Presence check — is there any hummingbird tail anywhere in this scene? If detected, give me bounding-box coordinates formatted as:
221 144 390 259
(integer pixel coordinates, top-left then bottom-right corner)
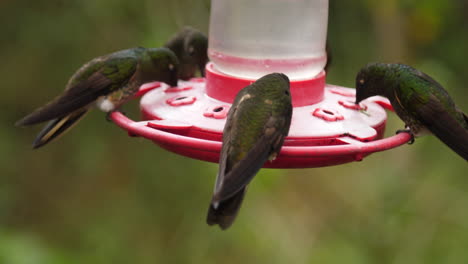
32 109 88 149
206 188 246 230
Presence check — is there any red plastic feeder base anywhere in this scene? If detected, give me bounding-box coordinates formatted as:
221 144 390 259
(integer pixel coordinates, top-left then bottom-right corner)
110 63 411 168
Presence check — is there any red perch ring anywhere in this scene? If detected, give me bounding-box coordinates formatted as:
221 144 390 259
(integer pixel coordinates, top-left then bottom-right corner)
109 64 411 168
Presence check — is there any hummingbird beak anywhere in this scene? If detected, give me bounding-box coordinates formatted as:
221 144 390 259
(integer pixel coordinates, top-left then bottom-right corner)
199 62 206 77
355 88 367 104
355 94 362 104
169 77 178 87
355 82 365 104
168 66 179 87
354 74 370 104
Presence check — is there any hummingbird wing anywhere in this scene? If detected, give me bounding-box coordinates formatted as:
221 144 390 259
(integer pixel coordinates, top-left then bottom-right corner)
207 115 288 229
207 101 289 229
413 94 468 161
213 115 289 203
206 106 245 229
16 57 138 126
409 68 468 160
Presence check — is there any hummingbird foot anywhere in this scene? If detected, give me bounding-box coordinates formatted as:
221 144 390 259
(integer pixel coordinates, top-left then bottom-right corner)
396 128 415 144
106 112 113 122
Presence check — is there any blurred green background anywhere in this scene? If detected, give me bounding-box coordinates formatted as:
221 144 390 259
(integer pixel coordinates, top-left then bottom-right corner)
1 0 467 263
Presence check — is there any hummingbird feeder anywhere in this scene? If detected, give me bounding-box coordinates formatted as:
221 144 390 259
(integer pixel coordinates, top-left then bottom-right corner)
110 0 411 168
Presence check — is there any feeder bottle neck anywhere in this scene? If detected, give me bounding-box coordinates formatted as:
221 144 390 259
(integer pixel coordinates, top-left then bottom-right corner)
208 0 329 80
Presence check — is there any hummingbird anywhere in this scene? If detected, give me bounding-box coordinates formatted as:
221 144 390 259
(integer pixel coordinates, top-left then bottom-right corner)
165 26 208 80
355 63 468 161
207 73 293 230
16 47 179 149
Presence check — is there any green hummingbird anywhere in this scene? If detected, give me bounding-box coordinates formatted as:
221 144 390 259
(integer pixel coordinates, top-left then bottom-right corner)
207 73 293 230
165 26 208 80
355 63 468 161
16 47 179 149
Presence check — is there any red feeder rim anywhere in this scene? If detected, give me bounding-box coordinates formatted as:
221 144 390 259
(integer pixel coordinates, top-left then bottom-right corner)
110 111 411 168
109 68 411 168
